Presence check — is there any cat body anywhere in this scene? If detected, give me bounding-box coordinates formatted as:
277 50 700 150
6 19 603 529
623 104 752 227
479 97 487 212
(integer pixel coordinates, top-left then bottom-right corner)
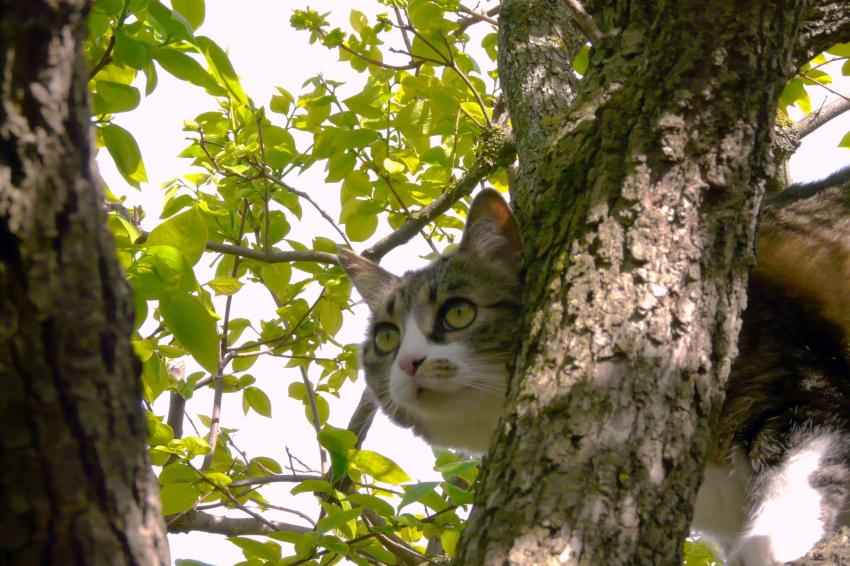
340 167 850 566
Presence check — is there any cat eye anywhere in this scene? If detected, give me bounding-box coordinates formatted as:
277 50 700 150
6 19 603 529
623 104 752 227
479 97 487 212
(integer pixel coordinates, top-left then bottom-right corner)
440 299 477 330
373 323 400 355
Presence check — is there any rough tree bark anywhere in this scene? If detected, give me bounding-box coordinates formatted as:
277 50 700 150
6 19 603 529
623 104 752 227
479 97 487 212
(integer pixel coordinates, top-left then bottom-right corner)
0 1 169 564
458 2 850 565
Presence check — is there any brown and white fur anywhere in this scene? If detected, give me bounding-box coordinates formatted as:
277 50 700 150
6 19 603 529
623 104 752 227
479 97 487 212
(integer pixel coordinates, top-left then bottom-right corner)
340 169 850 566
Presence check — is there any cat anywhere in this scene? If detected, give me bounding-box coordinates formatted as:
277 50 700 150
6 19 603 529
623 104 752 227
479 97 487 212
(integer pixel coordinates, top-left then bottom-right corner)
339 166 850 566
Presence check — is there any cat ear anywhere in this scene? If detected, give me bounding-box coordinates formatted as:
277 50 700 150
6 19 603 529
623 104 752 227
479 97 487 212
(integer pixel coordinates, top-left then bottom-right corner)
459 189 523 271
338 248 399 311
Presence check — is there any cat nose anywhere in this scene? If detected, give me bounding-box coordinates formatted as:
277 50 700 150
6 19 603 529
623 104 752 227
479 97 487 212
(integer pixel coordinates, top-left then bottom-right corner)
399 355 426 377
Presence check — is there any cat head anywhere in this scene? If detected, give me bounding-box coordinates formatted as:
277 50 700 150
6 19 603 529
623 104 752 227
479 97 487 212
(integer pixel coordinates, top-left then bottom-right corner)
339 189 523 453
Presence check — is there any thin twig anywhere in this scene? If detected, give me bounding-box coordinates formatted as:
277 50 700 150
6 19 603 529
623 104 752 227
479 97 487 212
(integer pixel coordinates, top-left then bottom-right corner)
254 501 317 527
259 171 353 249
317 27 420 71
166 363 186 440
202 199 249 470
801 71 850 103
362 511 425 565
88 28 118 79
257 116 271 253
458 5 498 26
457 4 500 32
393 6 414 54
188 462 282 531
300 366 328 473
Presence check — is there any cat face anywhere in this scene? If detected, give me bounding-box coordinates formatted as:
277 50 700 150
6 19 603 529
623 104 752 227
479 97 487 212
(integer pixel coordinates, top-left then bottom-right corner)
339 190 523 453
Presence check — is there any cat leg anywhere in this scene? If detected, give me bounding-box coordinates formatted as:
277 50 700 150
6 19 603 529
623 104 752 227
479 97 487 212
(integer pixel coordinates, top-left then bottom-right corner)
726 432 849 566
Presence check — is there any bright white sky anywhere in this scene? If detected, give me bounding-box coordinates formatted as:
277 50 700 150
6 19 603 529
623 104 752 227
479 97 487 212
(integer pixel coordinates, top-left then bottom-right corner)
97 2 850 564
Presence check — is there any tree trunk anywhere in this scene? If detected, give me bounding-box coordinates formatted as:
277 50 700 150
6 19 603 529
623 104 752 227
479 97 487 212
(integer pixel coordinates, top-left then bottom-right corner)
459 2 850 565
0 1 169 564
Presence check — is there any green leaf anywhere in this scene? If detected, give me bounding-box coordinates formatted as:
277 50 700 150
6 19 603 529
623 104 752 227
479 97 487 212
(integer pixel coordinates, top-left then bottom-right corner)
319 425 356 483
113 30 154 69
440 529 460 558
100 123 147 188
318 535 349 556
259 263 291 300
288 381 307 401
147 206 208 266
290 479 332 495
572 43 591 75
196 36 248 103
304 394 329 426
207 275 243 296
459 101 486 126
146 411 174 446
318 425 357 453
346 493 395 518
398 482 439 510
227 537 281 561
829 42 850 57
232 353 257 372
316 506 363 535
435 458 479 483
159 462 196 484
684 538 722 566
778 77 810 114
349 9 368 34
360 541 398 565
270 86 294 114
92 81 141 115
382 157 405 174
153 48 227 96
172 0 205 30
141 349 167 402
128 245 186 300
443 481 474 505
244 386 272 417
839 130 850 149
801 68 832 86
481 32 498 61
340 199 381 242
159 292 219 373
318 300 343 335
249 456 282 474
159 483 201 515
147 0 195 42
352 450 411 484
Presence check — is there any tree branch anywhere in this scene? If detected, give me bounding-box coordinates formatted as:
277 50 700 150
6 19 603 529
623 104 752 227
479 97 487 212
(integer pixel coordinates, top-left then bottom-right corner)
797 2 850 66
204 241 338 265
458 5 499 27
794 95 850 139
457 5 500 33
562 0 604 43
167 510 310 536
